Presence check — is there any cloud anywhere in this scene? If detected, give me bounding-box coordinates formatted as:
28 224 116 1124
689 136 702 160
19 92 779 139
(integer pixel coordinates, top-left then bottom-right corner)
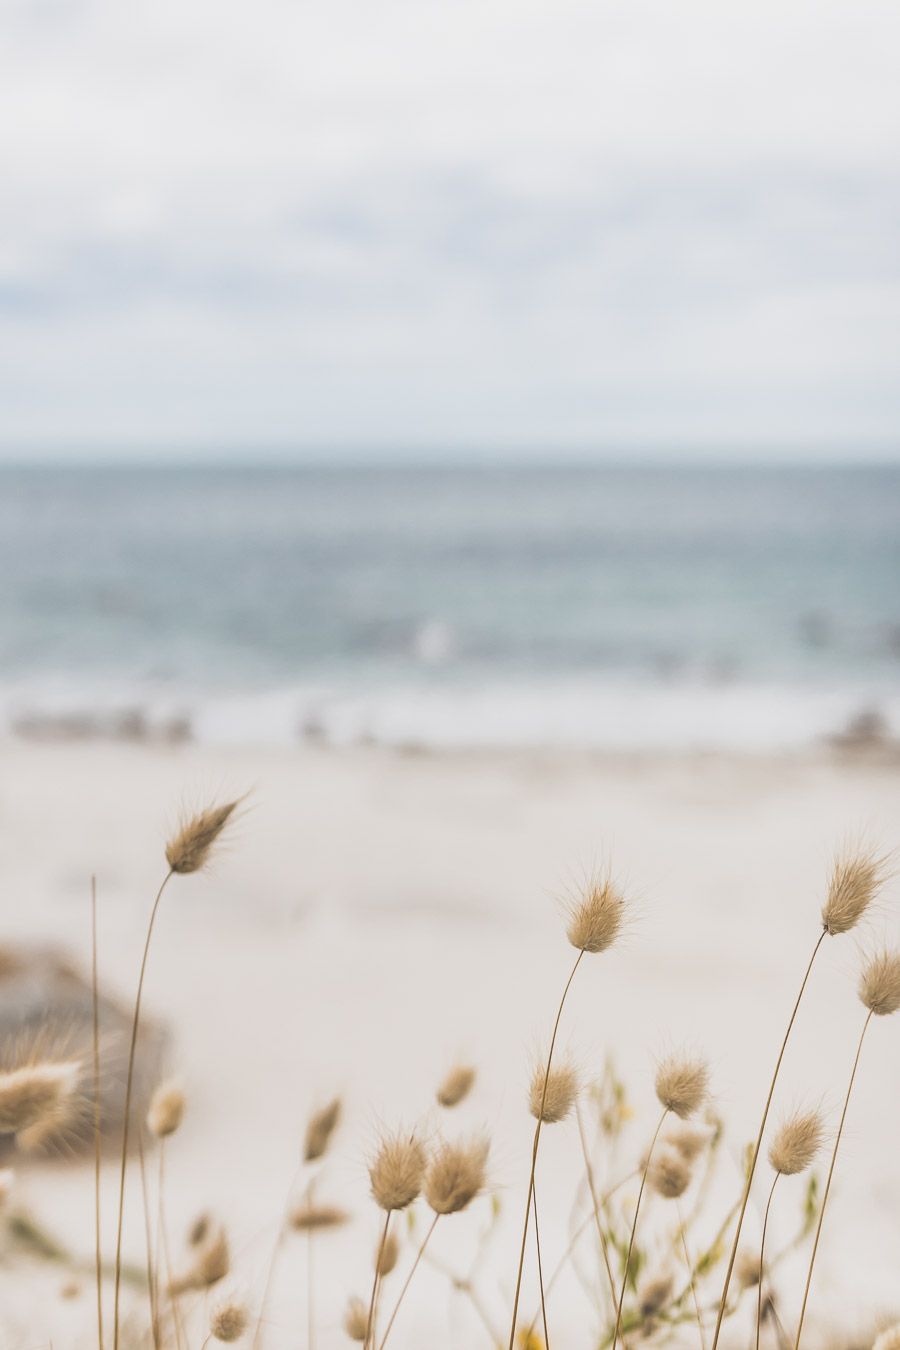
1 0 899 455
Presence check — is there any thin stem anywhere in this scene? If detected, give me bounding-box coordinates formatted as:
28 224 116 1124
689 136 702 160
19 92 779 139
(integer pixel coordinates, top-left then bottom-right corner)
378 1213 439 1350
575 1100 620 1315
531 1180 549 1350
91 876 104 1350
507 948 584 1350
158 1142 185 1350
676 1200 705 1350
365 1211 392 1350
710 930 826 1350
756 1174 779 1350
307 1227 315 1350
250 1161 305 1350
137 1129 160 1350
611 1109 668 1349
794 1011 872 1350
525 1168 638 1344
112 869 173 1350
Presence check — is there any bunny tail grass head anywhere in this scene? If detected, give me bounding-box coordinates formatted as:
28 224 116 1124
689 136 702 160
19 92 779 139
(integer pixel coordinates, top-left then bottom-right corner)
664 1120 713 1163
638 1271 675 1317
343 1296 369 1342
289 1202 350 1231
375 1229 399 1275
165 798 243 875
369 1130 427 1211
169 1220 230 1294
304 1097 342 1161
529 1060 579 1123
873 1327 900 1350
436 1064 476 1108
210 1296 249 1343
654 1052 709 1119
424 1136 489 1215
565 870 627 954
768 1108 825 1176
859 948 900 1016
0 1059 82 1136
735 1249 762 1289
647 1147 693 1199
822 847 891 936
147 1080 185 1138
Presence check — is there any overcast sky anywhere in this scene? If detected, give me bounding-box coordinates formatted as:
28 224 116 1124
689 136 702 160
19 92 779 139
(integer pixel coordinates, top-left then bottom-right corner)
2 0 899 461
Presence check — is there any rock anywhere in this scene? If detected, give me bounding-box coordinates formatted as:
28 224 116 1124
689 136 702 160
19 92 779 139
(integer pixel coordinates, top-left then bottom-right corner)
0 943 169 1158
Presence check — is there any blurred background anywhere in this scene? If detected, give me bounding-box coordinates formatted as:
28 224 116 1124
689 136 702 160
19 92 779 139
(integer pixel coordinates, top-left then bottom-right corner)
1 0 899 758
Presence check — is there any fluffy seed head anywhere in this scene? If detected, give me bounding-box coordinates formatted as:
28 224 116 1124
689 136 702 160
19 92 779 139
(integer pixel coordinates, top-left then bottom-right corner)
859 948 900 1016
210 1298 248 1343
436 1064 476 1108
647 1148 693 1199
873 1326 900 1350
304 1097 341 1161
289 1202 349 1231
147 1081 185 1138
169 1222 230 1294
654 1053 709 1119
735 1249 762 1288
822 849 890 935
529 1061 579 1123
0 1168 14 1205
638 1271 674 1316
424 1136 489 1215
768 1109 825 1176
0 1061 81 1136
664 1121 712 1164
165 799 241 874
369 1131 427 1211
566 873 627 954
375 1230 399 1275
343 1296 369 1342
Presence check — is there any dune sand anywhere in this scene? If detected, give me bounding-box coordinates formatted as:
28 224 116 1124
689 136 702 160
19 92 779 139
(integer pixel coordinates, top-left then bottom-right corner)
2 739 899 1347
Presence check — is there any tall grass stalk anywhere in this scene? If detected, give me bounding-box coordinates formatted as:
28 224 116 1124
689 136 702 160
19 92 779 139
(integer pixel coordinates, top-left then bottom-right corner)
112 868 173 1350
91 875 104 1350
507 948 584 1348
709 929 826 1348
793 1012 871 1349
611 1109 668 1349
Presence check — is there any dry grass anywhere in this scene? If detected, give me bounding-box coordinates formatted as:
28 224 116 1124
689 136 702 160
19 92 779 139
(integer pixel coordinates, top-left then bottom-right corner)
1 808 898 1350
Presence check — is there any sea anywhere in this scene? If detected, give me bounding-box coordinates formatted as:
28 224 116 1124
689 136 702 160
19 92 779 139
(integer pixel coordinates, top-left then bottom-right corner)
0 461 898 752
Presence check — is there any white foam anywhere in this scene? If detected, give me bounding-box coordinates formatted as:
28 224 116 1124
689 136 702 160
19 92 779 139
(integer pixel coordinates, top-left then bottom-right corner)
2 673 896 753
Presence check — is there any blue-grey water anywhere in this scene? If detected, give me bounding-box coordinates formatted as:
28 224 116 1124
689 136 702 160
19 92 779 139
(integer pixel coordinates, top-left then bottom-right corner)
0 462 898 748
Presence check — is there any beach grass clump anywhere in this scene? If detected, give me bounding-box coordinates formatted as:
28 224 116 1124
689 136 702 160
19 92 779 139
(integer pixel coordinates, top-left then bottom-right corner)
16 810 899 1349
436 1064 476 1108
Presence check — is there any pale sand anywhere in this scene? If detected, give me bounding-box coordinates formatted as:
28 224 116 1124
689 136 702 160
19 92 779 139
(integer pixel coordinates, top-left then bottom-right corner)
2 740 900 1347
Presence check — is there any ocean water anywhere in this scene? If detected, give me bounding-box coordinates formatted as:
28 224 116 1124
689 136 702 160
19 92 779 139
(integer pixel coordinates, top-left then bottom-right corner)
1 462 898 750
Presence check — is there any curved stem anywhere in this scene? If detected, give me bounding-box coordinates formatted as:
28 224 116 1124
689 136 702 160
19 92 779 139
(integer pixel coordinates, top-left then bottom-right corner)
378 1213 439 1350
756 1174 779 1350
507 948 584 1350
525 1168 637 1344
532 1179 549 1350
710 929 826 1350
575 1100 620 1316
112 870 173 1350
676 1199 705 1350
91 876 105 1350
611 1109 668 1349
365 1211 392 1349
794 1011 871 1350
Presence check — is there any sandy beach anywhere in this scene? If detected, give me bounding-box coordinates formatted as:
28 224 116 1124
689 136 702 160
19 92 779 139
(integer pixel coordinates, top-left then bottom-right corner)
1 739 899 1347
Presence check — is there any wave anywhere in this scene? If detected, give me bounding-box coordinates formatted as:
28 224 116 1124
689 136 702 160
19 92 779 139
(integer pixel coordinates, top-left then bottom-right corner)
2 674 899 753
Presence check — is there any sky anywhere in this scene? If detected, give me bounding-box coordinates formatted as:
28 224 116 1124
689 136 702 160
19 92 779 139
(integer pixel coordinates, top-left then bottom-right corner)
1 0 899 462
